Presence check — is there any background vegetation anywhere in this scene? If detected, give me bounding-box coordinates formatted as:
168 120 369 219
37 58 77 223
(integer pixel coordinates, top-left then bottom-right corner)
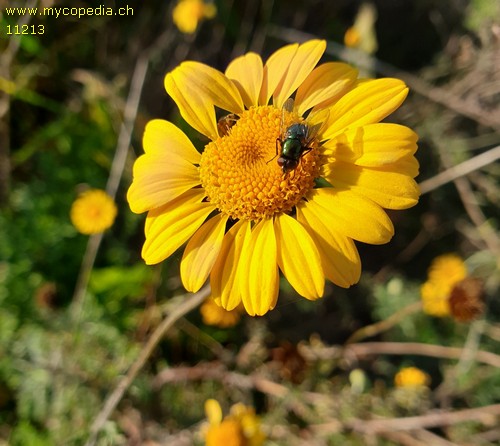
1 0 499 444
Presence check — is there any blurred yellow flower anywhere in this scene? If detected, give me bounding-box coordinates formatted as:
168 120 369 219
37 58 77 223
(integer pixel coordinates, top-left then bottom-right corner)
127 39 420 316
420 254 467 317
200 298 243 328
172 0 216 34
394 367 430 388
70 189 117 235
344 2 378 54
344 27 361 48
427 253 467 284
204 399 265 446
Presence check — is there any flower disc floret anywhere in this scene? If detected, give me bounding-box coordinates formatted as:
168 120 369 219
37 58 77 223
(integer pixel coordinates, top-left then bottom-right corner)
199 106 320 221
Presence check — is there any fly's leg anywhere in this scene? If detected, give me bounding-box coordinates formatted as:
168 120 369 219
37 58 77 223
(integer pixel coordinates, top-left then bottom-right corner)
267 138 281 164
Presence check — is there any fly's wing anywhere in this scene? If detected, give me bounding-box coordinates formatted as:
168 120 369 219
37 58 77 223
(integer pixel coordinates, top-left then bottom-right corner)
305 108 330 144
281 97 295 138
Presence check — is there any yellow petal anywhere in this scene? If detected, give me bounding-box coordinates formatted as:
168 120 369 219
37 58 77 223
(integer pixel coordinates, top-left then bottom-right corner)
205 399 223 425
395 154 420 178
210 220 251 311
325 161 420 210
181 213 229 292
127 153 200 214
323 123 418 167
142 191 215 265
225 52 263 108
178 61 245 113
308 188 394 244
239 218 279 316
273 40 327 109
297 201 361 288
295 62 358 116
274 214 324 300
144 187 205 233
143 119 201 165
165 70 219 141
323 78 408 140
258 42 298 106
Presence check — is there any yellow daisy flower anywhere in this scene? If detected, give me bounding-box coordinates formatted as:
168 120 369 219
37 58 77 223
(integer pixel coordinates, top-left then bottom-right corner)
426 253 467 285
420 280 452 317
172 0 216 34
420 254 468 317
344 2 378 54
394 366 430 388
203 399 265 446
127 40 420 316
344 27 361 48
201 297 243 328
70 189 117 235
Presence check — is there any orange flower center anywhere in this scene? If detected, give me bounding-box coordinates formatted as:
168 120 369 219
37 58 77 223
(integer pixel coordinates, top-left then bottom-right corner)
205 420 246 446
199 105 320 222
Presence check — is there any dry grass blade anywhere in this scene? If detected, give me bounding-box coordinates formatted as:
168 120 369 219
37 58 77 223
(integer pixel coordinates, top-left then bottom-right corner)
418 145 500 195
69 55 149 321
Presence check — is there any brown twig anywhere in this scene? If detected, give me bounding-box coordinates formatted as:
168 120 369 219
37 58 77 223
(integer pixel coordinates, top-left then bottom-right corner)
345 301 422 344
378 431 428 446
346 342 500 369
299 341 500 369
84 286 210 446
153 362 289 398
105 53 149 201
268 27 500 130
469 427 500 443
411 429 459 446
434 320 487 404
484 323 500 342
70 53 149 319
154 362 500 442
176 318 230 360
418 145 500 196
345 404 500 434
438 142 500 255
453 172 500 255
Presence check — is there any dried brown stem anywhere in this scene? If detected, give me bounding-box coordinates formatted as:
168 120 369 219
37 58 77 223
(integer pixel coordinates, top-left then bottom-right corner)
345 404 500 434
418 145 500 196
432 141 500 254
153 362 500 441
299 341 500 369
153 362 289 398
84 286 210 446
346 342 500 368
345 301 422 344
378 431 428 446
70 54 149 318
270 27 500 130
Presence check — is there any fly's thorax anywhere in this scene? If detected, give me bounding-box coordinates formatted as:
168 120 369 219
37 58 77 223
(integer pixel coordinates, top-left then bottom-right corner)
281 138 304 159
